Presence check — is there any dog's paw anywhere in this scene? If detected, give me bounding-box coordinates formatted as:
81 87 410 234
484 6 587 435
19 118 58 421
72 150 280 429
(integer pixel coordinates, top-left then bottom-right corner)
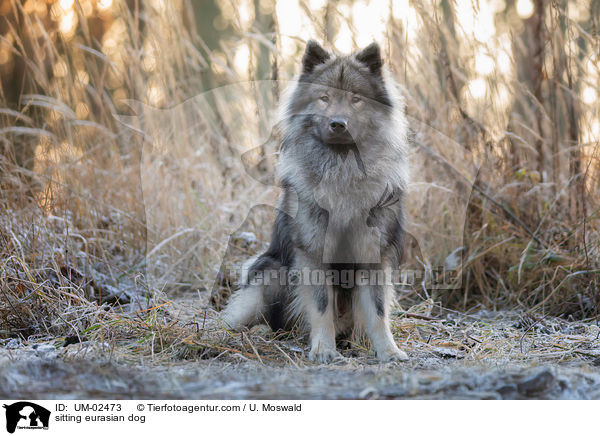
377 346 409 363
309 346 341 364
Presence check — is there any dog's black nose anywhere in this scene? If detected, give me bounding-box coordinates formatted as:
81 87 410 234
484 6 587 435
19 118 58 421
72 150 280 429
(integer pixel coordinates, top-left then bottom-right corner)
329 118 348 133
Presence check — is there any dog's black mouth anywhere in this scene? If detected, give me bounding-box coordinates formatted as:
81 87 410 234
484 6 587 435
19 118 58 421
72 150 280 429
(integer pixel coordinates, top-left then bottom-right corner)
324 133 356 146
325 142 357 154
320 141 367 175
311 132 356 149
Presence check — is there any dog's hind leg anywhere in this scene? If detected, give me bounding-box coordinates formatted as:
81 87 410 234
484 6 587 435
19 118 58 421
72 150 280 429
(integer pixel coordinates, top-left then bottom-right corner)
220 284 265 330
220 255 268 330
220 253 287 330
353 282 408 362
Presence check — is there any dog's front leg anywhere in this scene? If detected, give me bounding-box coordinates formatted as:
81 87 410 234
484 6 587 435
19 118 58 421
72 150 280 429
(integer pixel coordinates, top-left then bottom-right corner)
308 284 338 363
295 280 338 363
354 283 408 362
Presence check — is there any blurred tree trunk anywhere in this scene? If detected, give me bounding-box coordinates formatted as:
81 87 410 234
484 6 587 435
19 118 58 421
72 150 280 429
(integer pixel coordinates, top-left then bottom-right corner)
324 1 336 44
560 3 583 222
0 3 43 173
507 0 546 176
548 4 563 194
188 0 225 91
183 0 235 177
548 2 579 217
432 0 460 102
251 0 280 174
547 2 586 223
253 0 277 87
435 0 484 153
530 0 545 174
253 0 278 136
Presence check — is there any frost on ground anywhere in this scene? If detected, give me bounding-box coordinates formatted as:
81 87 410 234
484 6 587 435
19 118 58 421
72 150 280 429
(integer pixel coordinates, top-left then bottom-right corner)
1 302 599 400
1 347 600 400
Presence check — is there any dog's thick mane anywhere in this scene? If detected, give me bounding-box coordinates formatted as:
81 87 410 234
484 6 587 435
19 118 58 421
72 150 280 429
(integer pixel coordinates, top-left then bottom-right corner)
276 64 410 211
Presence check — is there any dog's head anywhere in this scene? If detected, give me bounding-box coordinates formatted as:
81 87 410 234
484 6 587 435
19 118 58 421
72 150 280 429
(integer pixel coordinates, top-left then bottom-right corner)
283 40 396 150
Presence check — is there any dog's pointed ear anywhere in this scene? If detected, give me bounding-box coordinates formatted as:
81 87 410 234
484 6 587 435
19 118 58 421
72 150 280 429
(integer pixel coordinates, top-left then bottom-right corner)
355 42 383 75
302 40 330 74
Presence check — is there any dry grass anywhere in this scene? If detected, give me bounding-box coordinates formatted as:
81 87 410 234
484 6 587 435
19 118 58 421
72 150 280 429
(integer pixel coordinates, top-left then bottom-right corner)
0 0 599 364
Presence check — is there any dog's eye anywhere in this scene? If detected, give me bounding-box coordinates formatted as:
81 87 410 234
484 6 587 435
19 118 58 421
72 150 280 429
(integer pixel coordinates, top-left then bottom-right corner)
319 95 329 103
351 96 362 104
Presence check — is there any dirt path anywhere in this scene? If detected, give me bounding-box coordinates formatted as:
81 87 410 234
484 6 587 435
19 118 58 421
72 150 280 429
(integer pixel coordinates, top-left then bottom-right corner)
2 307 600 399
1 348 599 399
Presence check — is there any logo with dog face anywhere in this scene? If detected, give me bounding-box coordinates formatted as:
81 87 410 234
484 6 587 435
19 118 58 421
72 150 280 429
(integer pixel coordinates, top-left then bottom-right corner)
116 83 479 294
115 41 481 295
3 402 50 433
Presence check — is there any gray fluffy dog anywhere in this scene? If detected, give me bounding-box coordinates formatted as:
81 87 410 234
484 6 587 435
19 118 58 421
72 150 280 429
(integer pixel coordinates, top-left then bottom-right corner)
221 40 410 363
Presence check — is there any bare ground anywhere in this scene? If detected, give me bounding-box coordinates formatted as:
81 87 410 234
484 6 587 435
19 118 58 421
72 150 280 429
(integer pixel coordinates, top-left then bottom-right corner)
2 348 600 399
2 300 599 400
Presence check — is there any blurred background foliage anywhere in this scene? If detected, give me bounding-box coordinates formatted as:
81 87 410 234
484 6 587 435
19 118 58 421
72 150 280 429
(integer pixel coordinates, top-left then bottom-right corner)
0 0 598 322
